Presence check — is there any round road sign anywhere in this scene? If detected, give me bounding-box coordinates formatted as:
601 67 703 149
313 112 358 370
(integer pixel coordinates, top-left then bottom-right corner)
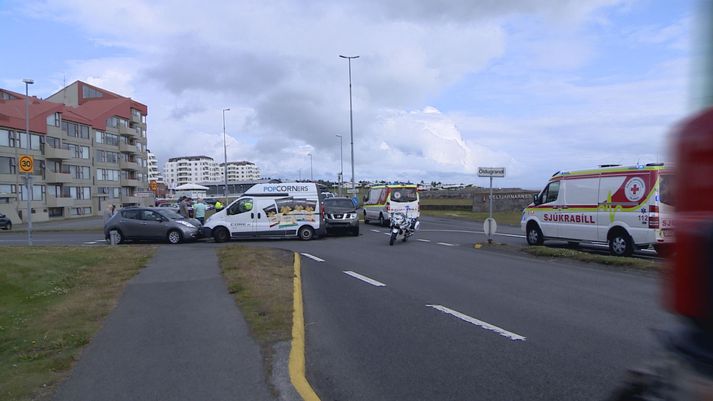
483 217 497 236
19 155 33 173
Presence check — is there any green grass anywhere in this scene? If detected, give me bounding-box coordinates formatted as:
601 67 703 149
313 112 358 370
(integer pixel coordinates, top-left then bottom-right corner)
419 198 472 206
420 210 523 225
217 246 294 348
0 246 155 401
522 246 659 269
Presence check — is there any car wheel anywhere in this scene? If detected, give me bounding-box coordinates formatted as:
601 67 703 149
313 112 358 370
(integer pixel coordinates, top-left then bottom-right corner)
389 231 397 246
526 224 544 246
352 227 359 236
213 227 230 243
298 226 315 241
3 222 10 230
363 211 369 224
609 231 634 257
379 214 385 227
107 229 123 244
167 229 183 244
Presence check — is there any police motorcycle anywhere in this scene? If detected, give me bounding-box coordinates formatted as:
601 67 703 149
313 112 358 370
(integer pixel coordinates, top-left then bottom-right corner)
388 206 419 246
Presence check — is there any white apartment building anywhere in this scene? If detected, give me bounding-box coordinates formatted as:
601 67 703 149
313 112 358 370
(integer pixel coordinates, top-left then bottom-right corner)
219 161 261 181
147 150 164 184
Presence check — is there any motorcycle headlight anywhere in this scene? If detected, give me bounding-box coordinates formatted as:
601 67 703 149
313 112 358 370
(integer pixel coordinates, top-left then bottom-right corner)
393 213 405 224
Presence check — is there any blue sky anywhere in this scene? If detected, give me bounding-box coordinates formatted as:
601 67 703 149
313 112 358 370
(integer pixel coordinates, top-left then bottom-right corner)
0 0 699 188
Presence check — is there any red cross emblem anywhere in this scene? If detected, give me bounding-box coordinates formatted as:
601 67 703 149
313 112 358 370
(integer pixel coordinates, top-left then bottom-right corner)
631 184 640 195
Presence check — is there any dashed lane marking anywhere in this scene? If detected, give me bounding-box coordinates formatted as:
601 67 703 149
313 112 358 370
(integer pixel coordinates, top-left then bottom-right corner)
301 253 325 262
343 271 387 287
427 304 526 341
437 242 456 247
416 239 431 243
370 229 381 233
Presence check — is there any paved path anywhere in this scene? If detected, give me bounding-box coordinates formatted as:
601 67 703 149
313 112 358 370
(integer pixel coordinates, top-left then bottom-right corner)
53 246 274 401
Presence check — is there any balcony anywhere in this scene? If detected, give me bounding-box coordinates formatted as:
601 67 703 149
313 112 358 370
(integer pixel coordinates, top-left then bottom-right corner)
47 125 63 137
119 142 137 153
118 125 138 138
120 178 140 187
44 147 73 160
119 160 139 170
46 196 74 208
130 113 142 124
45 171 72 183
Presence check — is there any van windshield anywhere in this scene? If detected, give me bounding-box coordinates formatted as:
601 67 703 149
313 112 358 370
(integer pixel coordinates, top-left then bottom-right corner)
390 188 418 203
660 174 674 206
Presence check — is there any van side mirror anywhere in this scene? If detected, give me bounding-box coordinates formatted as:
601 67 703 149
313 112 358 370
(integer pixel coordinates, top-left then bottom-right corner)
533 194 540 205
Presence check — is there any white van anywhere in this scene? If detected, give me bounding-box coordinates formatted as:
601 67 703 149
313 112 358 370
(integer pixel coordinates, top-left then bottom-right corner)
521 164 673 256
363 184 420 226
203 182 324 242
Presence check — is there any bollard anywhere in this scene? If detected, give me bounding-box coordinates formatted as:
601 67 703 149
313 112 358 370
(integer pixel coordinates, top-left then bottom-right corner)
110 230 119 246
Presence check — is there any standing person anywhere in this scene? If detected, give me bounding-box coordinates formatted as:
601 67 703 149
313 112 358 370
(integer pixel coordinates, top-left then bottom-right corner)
103 204 114 224
193 198 207 225
214 199 223 212
178 196 189 218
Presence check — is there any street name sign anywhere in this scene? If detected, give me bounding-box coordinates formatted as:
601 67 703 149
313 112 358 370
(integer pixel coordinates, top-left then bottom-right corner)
477 167 506 177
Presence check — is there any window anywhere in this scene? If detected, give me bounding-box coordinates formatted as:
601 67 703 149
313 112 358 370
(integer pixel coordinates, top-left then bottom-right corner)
0 156 15 174
544 181 560 204
62 121 90 139
141 210 163 222
389 188 417 203
32 185 45 201
46 136 61 149
229 198 253 215
46 112 61 127
0 184 15 195
62 186 91 200
0 129 11 147
82 86 103 98
66 144 90 159
69 207 92 216
0 91 17 100
121 209 141 220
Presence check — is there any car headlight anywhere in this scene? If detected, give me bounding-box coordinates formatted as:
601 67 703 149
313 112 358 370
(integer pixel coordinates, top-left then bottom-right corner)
349 213 357 219
177 220 195 228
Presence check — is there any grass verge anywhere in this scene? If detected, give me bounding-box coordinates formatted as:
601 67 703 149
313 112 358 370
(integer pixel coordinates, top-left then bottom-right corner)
522 246 660 269
217 246 294 370
0 246 155 401
420 209 523 225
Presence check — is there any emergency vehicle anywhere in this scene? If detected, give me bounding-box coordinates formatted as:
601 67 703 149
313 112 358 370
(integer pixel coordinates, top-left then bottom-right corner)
363 184 420 226
202 182 324 241
521 163 673 256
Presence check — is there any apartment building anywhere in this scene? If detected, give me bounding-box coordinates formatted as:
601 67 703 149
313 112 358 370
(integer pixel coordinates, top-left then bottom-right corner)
0 81 148 223
147 149 164 184
220 161 261 181
163 156 219 188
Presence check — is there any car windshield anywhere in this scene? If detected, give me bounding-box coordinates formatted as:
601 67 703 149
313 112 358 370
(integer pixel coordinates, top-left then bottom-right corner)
159 209 184 220
390 188 417 203
325 199 354 209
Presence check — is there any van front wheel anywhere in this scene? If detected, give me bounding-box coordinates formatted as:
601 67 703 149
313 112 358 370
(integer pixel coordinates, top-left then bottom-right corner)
213 227 230 243
298 226 315 241
526 224 544 246
609 232 634 257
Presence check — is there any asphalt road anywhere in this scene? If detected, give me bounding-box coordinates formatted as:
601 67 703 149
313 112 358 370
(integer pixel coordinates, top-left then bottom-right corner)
1 216 671 400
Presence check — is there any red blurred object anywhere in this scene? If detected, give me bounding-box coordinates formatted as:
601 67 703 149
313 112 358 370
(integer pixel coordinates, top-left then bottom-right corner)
667 106 713 326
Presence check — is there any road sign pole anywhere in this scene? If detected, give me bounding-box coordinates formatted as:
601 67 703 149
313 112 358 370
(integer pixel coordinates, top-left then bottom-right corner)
488 176 493 244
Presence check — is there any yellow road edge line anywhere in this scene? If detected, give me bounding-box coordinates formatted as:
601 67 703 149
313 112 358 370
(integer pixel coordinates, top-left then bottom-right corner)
289 252 321 401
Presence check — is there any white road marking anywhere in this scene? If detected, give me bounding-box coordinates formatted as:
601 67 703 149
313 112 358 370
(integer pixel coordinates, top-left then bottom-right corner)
301 253 325 262
437 242 456 247
383 233 391 236
421 229 526 239
83 241 97 245
343 271 386 287
370 229 381 233
416 239 431 243
427 304 526 341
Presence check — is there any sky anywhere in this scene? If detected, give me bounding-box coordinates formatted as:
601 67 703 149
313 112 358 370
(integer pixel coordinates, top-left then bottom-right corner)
0 0 699 189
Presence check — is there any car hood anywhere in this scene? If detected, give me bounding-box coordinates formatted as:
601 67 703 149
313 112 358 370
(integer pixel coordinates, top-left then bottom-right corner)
325 207 356 214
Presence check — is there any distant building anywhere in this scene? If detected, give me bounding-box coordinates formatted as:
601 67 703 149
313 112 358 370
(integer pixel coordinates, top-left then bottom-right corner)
163 156 261 188
147 149 164 184
219 161 261 181
0 81 149 223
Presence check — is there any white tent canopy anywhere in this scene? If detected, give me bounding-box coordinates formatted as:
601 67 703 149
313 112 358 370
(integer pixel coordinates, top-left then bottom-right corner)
174 184 209 190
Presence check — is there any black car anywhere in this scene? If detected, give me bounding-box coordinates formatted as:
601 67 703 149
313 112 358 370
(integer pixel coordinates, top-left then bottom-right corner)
323 197 359 236
0 213 11 230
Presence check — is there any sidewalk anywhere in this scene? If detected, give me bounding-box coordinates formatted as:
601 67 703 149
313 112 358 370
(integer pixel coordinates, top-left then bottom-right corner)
13 216 104 232
53 245 274 401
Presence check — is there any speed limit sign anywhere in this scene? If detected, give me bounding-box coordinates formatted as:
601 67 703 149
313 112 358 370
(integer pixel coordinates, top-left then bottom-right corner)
19 155 33 173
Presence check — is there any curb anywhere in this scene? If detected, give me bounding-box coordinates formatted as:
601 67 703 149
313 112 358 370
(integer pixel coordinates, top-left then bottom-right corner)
289 253 321 401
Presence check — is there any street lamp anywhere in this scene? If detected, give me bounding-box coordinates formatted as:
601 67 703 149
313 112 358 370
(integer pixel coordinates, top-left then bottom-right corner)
23 78 34 246
222 108 230 201
307 153 313 181
339 54 359 195
335 134 343 195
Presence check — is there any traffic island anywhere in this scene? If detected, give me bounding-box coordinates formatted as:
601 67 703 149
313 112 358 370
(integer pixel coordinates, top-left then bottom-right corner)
522 246 661 269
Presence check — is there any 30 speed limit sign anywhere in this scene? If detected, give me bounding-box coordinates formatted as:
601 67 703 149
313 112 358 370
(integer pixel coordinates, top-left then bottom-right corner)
19 155 33 173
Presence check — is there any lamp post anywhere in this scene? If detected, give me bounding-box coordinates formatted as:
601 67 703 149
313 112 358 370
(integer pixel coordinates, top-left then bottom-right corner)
339 55 358 194
222 108 230 201
23 79 34 246
335 134 343 195
307 153 313 181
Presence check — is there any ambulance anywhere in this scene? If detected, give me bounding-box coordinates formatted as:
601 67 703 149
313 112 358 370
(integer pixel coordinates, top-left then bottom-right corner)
521 163 674 256
203 182 324 242
363 184 420 226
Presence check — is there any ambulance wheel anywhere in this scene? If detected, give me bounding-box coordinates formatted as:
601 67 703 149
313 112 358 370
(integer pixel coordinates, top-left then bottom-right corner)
526 223 544 246
609 230 634 257
213 227 230 243
299 226 315 241
363 211 369 224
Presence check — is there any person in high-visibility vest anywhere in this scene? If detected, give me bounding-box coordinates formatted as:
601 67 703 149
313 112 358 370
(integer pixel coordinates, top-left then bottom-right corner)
214 200 223 211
